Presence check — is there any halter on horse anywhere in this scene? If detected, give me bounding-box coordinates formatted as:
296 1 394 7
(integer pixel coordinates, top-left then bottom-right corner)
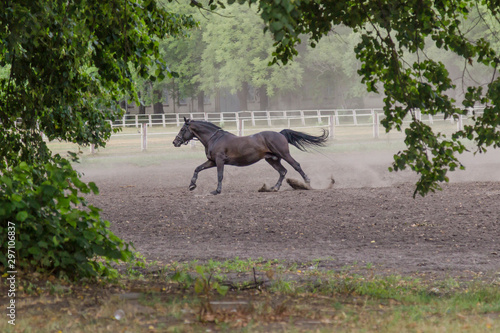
173 117 329 195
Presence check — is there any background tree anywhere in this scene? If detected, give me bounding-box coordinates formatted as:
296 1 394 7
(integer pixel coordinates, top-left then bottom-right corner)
198 0 500 196
198 4 303 111
300 28 369 108
0 0 195 277
159 21 206 112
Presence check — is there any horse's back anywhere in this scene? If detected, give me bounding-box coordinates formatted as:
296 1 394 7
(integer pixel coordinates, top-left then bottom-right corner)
250 131 290 155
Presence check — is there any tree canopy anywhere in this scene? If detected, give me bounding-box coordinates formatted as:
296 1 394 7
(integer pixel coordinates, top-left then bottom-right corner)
0 0 195 277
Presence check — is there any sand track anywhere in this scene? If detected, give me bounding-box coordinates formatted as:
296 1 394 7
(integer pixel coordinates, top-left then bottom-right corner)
81 149 500 279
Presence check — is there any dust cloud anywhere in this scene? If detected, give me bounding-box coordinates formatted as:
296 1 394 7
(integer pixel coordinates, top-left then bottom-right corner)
77 146 500 194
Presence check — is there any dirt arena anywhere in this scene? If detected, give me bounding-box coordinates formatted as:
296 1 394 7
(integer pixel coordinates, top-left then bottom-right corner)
80 148 500 280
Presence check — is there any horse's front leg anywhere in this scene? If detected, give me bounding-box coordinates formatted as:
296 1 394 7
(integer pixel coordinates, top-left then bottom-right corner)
190 160 215 191
211 157 225 195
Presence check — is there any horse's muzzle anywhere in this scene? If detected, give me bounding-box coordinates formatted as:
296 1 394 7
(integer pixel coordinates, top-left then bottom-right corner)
173 138 189 147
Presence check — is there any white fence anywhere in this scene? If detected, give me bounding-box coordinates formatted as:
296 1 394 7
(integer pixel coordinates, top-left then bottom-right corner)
112 109 382 128
112 107 485 129
91 107 485 153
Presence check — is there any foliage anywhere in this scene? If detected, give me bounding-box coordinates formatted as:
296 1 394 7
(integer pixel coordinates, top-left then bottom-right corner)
0 156 133 277
0 0 195 162
0 0 195 277
3 257 500 331
198 4 303 99
198 0 500 196
129 1 201 109
301 28 368 105
194 265 229 296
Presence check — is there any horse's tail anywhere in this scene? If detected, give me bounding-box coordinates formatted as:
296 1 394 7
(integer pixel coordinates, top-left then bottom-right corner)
280 129 329 152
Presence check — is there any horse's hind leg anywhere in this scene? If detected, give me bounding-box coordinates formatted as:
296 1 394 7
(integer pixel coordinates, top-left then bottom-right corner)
265 154 287 191
281 153 311 184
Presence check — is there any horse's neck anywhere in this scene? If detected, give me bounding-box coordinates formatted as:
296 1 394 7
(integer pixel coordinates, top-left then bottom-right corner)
192 125 219 146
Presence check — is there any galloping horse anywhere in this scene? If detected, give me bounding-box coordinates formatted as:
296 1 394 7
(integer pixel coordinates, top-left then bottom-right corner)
173 118 329 195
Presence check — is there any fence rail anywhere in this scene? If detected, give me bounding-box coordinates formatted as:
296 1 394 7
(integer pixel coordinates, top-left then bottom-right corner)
112 109 384 128
112 107 485 129
87 107 485 153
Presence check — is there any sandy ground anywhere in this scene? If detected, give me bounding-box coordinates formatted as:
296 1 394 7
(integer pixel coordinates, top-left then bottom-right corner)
80 147 500 279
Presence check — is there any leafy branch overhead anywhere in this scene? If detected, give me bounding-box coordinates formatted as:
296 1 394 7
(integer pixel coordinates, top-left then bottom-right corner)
199 0 500 196
0 0 196 277
1 0 196 162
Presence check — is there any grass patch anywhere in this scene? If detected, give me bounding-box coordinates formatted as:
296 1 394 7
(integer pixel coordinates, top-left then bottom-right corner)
4 258 500 332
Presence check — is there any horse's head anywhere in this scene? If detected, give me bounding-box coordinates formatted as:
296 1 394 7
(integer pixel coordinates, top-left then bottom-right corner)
173 117 195 147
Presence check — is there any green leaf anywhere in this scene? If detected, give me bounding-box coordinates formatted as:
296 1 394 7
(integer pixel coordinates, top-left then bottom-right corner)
38 241 48 249
16 211 29 222
88 182 99 194
194 279 205 294
216 284 229 296
195 265 205 276
28 246 41 255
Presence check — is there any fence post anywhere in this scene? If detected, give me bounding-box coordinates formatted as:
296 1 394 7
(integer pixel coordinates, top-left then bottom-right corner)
135 115 138 128
415 110 422 121
352 110 358 125
428 114 433 124
141 123 147 151
300 110 305 125
267 111 272 126
317 110 321 123
148 114 152 127
90 144 95 154
122 115 126 127
176 114 180 126
237 118 244 136
162 114 166 127
329 115 335 138
372 110 379 138
251 111 256 126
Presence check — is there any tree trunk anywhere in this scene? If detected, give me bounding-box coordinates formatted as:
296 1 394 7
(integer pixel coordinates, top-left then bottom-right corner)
119 100 130 114
259 86 268 110
153 89 164 114
197 91 205 113
138 91 146 114
237 81 249 111
215 89 221 113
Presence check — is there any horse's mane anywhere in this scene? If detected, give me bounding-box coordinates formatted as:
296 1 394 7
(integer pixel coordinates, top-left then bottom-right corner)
191 120 222 131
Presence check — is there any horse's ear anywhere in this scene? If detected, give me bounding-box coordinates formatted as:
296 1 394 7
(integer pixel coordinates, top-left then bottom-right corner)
184 117 189 124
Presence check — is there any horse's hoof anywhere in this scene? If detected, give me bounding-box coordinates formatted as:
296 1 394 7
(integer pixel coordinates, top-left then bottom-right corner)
210 190 220 195
189 184 197 191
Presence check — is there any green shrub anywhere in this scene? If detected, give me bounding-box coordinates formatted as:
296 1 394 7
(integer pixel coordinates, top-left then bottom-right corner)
0 155 133 278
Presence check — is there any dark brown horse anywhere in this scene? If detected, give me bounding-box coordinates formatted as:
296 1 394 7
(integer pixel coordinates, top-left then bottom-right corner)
173 118 329 195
